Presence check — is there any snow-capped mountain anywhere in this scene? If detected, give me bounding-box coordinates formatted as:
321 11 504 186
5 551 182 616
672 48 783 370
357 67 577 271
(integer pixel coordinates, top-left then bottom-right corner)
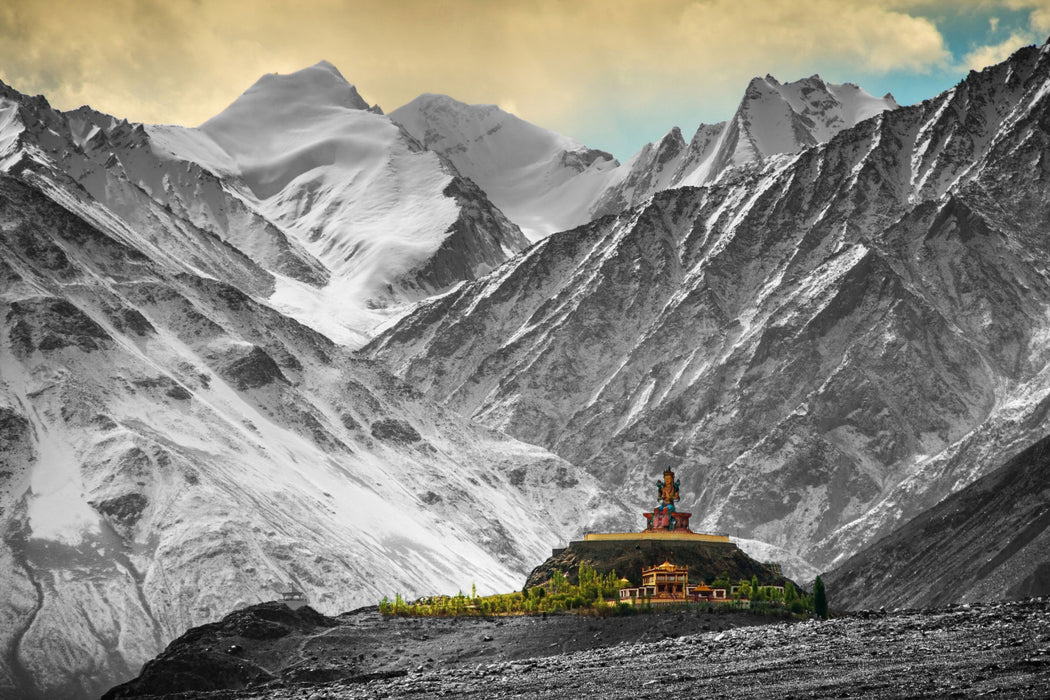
392 75 897 239
187 63 530 333
3 62 529 348
390 94 618 240
590 75 899 217
368 42 1050 581
0 76 627 699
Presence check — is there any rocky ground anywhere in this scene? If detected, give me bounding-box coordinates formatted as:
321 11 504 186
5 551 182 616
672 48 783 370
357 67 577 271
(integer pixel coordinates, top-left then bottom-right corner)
104 599 1050 698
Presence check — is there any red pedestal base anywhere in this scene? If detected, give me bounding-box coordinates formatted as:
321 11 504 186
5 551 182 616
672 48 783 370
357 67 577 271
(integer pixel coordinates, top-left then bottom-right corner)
644 509 692 532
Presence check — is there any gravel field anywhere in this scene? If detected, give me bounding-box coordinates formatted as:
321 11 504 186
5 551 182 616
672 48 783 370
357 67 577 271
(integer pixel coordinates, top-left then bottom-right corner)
107 599 1050 698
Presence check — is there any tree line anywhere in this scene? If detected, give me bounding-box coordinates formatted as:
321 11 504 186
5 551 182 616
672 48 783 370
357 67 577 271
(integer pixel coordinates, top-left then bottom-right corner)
379 566 830 619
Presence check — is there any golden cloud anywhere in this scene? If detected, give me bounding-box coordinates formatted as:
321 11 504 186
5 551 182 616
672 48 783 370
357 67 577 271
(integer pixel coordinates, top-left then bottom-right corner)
0 0 976 142
1006 0 1050 33
963 30 1039 70
952 1 1050 73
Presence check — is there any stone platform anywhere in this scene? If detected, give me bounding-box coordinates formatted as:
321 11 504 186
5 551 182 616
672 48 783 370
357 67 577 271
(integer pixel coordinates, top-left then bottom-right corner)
583 531 730 543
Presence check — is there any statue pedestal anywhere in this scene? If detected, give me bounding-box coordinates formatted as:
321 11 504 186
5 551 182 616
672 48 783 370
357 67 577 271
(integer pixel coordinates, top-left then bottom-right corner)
644 508 692 532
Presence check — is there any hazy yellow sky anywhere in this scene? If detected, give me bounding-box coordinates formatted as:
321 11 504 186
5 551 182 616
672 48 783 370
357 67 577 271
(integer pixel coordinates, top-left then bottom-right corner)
1 0 1048 159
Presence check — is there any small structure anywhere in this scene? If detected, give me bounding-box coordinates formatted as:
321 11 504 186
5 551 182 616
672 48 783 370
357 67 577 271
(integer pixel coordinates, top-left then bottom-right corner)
279 589 308 610
690 581 728 602
758 585 785 599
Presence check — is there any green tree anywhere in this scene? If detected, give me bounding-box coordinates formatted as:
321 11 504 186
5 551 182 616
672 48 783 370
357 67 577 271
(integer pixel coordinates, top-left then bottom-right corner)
814 576 828 619
551 570 569 595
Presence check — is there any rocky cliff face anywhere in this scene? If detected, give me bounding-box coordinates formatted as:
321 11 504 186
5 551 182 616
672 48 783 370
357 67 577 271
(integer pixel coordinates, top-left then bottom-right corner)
368 43 1050 577
824 433 1050 610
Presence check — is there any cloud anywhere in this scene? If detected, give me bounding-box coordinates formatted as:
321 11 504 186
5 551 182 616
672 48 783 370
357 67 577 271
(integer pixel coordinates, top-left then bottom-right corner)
0 0 954 131
958 0 1050 73
962 30 1038 70
1004 0 1050 33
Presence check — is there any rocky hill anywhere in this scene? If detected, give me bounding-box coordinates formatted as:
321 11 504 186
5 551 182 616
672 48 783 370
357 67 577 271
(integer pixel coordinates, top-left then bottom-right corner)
824 433 1050 610
523 537 789 590
367 41 1050 577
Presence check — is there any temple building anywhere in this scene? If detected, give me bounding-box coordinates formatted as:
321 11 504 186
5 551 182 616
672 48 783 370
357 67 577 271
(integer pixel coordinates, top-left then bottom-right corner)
645 560 688 598
619 560 731 605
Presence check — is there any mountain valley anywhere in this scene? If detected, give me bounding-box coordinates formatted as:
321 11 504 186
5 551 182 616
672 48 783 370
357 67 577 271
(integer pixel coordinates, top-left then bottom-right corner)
1 37 1050 700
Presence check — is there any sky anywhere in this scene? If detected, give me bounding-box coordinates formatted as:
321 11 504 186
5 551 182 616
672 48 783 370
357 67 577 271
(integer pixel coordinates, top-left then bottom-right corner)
1 0 1048 161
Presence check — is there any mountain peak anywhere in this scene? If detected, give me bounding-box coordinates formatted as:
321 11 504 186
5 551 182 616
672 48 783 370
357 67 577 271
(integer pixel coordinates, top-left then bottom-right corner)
799 74 828 88
402 93 508 121
662 125 685 144
310 59 346 79
202 62 369 131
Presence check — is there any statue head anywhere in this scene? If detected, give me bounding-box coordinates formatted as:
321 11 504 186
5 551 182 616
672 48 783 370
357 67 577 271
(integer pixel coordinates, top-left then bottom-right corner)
658 468 679 505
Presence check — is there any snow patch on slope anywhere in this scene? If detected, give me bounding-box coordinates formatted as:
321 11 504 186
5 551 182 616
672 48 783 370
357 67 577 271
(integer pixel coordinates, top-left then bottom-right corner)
391 94 618 241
